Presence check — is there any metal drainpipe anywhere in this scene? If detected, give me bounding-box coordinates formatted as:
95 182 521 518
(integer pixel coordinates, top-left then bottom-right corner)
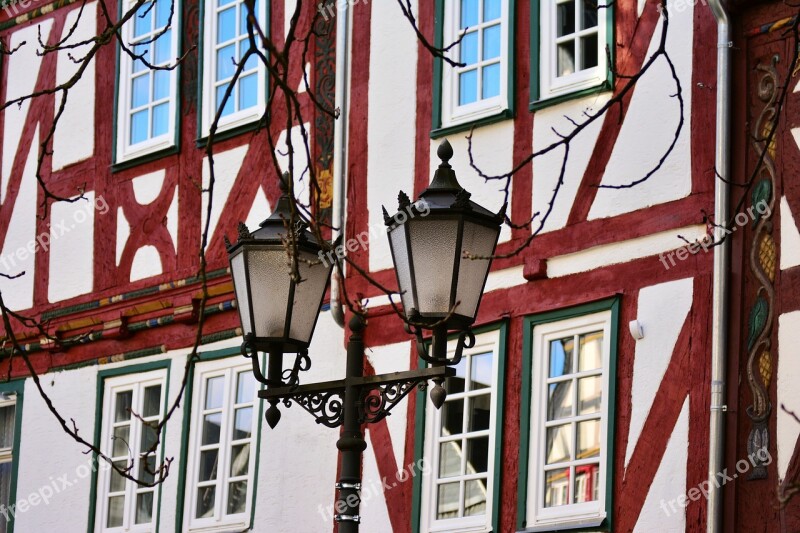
707 1 731 531
330 0 350 328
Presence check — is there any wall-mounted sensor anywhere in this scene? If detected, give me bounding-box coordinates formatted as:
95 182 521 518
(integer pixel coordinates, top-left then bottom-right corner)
629 320 644 340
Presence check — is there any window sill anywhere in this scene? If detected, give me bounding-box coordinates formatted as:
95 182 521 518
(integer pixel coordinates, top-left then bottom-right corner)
519 515 608 532
530 81 612 112
431 108 513 139
112 144 180 173
196 117 266 148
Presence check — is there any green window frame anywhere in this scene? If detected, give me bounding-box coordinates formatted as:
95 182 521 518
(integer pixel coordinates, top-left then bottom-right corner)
87 359 172 533
529 0 614 111
518 297 619 532
431 0 516 138
412 321 507 533
0 378 24 533
174 347 265 532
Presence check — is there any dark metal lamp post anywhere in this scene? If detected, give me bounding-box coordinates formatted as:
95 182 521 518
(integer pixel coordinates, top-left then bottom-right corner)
226 142 503 532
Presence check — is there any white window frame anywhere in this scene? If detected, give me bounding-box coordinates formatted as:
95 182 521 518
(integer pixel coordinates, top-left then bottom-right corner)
95 369 168 533
524 311 611 531
183 357 260 532
420 329 501 533
200 0 268 136
440 0 510 129
115 0 180 163
538 0 608 102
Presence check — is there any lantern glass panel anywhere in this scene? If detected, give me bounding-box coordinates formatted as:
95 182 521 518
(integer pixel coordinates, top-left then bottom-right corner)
388 225 416 314
409 218 460 316
230 251 252 335
454 221 498 319
288 249 332 344
247 246 292 339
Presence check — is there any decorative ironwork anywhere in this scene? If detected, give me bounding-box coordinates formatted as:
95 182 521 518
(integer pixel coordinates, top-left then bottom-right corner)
282 390 346 428
745 55 779 480
406 320 476 366
360 379 428 424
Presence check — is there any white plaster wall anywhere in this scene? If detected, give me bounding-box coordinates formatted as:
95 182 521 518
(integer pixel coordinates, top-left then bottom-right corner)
202 144 249 242
532 93 610 233
367 0 418 272
633 397 688 532
132 170 165 205
52 3 97 172
130 245 163 281
2 21 52 201
777 311 800 480
48 192 96 301
275 124 312 209
780 195 800 270
625 277 693 468
244 185 270 231
432 121 514 242
589 4 694 219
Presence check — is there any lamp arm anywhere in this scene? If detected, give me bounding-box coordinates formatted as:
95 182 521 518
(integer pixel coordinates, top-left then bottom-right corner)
241 335 271 386
282 350 311 389
406 323 475 366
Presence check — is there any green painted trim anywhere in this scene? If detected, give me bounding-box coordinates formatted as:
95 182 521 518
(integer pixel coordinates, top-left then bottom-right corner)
174 346 264 531
431 0 516 135
411 319 508 533
0 379 25 533
529 0 615 110
195 119 266 148
111 145 181 173
87 358 173 533
517 297 620 532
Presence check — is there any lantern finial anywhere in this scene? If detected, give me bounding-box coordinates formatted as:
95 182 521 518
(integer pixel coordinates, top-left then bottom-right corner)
437 139 453 167
279 172 290 194
428 140 461 191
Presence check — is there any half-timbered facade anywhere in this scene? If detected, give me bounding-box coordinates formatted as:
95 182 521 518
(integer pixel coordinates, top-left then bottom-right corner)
1 0 799 531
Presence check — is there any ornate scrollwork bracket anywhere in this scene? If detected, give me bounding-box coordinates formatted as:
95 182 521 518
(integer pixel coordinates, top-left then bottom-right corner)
405 321 476 367
240 334 311 388
281 389 346 428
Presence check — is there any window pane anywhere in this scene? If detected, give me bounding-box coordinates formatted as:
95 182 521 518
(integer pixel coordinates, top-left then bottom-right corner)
139 453 156 484
239 74 258 111
460 31 478 65
577 419 600 459
548 338 573 378
546 424 572 464
464 478 487 516
112 425 130 457
438 441 462 478
579 331 603 371
140 421 159 454
441 400 464 437
131 74 149 108
459 69 478 105
236 371 256 404
217 7 236 43
155 0 171 27
134 5 152 38
227 480 248 515
547 380 573 420
445 357 467 395
135 491 154 524
482 25 500 60
469 352 492 391
466 436 489 474
152 103 169 137
436 482 460 520
130 110 148 144
216 44 236 81
544 468 569 507
199 449 219 481
581 0 598 29
575 463 599 503
460 0 478 28
483 0 500 21
0 406 15 448
110 461 127 493
581 35 599 69
0 462 11 511
239 2 251 35
557 1 575 36
153 70 170 101
205 376 225 410
154 30 172 64
577 375 601 415
233 407 252 440
115 391 133 422
202 413 222 445
467 394 490 432
557 41 576 77
143 385 162 418
132 43 149 73
107 495 125 527
196 486 215 519
481 63 500 99
230 443 250 477
216 85 235 117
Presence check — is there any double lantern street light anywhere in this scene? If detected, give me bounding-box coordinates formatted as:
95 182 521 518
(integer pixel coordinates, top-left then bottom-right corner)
226 140 504 531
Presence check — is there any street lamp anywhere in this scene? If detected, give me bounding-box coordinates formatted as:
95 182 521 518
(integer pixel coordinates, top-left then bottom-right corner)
226 141 503 532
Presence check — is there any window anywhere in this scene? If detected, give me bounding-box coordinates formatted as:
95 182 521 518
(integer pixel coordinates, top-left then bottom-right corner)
417 327 506 533
200 0 268 136
115 0 180 163
0 383 22 533
184 358 260 531
535 0 611 104
95 369 167 532
520 300 618 531
437 0 511 131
